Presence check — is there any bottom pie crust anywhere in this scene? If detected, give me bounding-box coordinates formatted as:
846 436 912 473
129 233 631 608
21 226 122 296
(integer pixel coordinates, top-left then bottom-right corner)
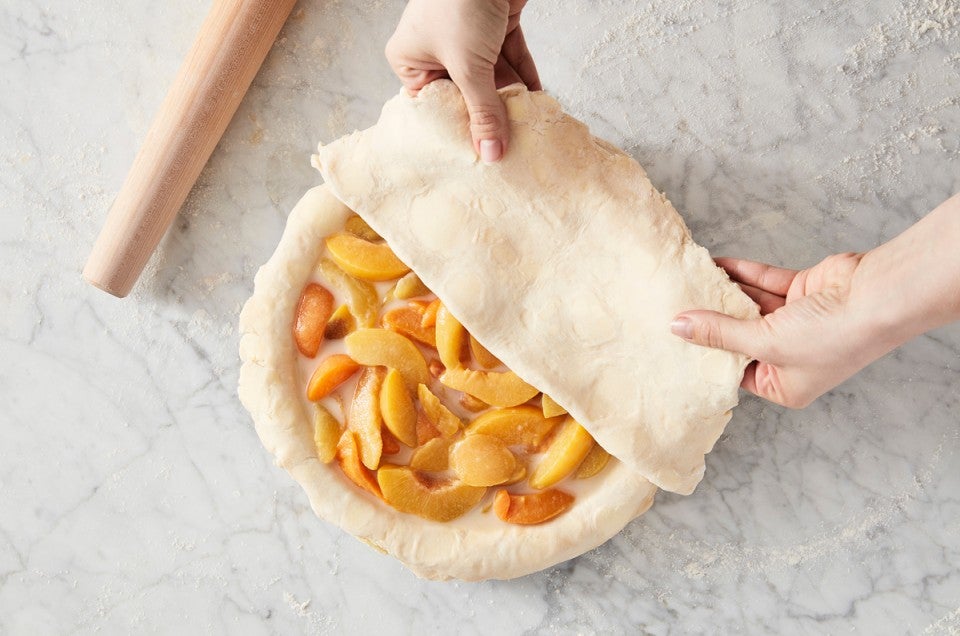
239 185 657 581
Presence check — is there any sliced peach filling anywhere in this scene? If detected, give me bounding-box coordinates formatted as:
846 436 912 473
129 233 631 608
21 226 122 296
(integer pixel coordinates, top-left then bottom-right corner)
493 489 574 525
439 367 539 408
348 366 386 470
467 405 562 451
306 353 361 401
296 214 615 524
382 305 436 348
324 304 356 340
469 335 502 369
540 394 567 418
449 434 519 487
294 283 334 358
336 431 382 498
380 368 418 448
378 465 486 523
326 232 411 281
345 328 429 390
313 404 341 464
529 417 594 489
417 383 462 437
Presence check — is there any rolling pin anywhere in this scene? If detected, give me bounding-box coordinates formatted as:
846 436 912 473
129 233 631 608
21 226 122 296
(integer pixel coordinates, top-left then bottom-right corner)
83 0 298 297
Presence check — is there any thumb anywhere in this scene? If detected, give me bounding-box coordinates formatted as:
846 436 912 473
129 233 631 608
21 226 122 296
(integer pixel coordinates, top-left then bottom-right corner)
670 310 770 360
449 62 508 163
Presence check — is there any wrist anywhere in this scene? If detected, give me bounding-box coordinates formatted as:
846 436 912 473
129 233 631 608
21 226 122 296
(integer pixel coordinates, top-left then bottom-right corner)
846 246 945 368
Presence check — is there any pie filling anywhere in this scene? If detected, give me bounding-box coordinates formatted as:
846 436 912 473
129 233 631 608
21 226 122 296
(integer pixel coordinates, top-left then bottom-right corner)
294 212 614 526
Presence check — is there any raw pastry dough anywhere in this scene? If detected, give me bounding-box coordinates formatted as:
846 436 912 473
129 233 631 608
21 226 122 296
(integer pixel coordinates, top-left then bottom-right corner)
239 185 657 581
239 81 757 580
313 81 759 495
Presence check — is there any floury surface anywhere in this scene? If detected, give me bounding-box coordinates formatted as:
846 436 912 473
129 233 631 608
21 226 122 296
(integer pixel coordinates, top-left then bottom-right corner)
1 0 958 633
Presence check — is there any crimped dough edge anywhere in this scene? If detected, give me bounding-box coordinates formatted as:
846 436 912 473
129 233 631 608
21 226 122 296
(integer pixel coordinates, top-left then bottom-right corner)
238 184 657 581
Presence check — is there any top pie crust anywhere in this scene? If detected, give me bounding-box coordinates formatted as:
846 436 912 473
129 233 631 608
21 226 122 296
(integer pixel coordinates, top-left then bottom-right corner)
313 81 759 495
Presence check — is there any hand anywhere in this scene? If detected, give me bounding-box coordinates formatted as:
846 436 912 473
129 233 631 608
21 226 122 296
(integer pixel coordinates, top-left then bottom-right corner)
670 254 872 408
385 0 540 163
670 193 960 409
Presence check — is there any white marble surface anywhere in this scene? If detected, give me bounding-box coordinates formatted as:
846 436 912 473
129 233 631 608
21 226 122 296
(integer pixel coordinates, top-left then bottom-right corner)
2 0 959 633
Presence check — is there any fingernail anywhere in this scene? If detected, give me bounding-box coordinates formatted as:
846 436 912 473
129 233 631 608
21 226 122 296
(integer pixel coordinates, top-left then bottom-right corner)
479 139 502 164
670 317 693 339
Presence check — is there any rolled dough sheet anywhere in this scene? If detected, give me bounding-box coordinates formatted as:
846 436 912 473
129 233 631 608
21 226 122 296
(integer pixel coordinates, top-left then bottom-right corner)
313 81 758 495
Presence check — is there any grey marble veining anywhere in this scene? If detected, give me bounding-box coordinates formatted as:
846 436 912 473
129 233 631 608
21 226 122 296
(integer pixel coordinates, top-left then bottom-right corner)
1 0 958 633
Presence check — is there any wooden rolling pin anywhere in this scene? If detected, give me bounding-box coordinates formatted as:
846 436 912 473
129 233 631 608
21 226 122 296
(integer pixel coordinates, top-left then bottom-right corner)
84 0 298 297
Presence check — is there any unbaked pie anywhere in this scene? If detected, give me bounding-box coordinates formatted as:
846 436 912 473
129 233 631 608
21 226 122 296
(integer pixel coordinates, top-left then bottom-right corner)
239 82 757 580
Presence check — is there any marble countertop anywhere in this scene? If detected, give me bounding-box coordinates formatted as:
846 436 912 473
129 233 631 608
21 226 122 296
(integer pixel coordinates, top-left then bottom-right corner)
3 0 959 633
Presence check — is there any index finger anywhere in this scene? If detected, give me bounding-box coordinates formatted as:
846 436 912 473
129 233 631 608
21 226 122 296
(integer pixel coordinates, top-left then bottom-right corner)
715 257 797 296
501 26 541 91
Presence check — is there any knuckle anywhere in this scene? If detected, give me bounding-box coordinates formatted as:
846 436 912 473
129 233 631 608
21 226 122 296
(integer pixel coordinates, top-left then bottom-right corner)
389 63 437 92
755 321 780 360
693 320 725 349
754 364 814 409
384 35 401 66
824 251 863 275
757 264 773 290
455 53 497 75
469 109 503 135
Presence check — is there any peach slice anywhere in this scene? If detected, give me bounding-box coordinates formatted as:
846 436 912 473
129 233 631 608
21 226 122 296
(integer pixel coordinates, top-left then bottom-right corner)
382 306 436 348
492 488 574 525
417 383 462 437
458 392 488 412
313 403 341 463
541 394 567 418
344 214 381 242
435 304 467 369
439 367 540 408
466 405 562 451
415 407 441 445
317 258 379 327
293 283 334 358
306 354 362 401
503 464 528 485
324 304 356 340
380 368 418 447
378 465 486 522
449 434 518 487
345 329 430 391
381 427 401 456
575 443 611 479
325 232 411 281
391 271 430 300
420 299 441 328
428 358 445 379
336 431 381 498
528 417 594 489
348 366 385 470
409 435 453 471
469 335 502 369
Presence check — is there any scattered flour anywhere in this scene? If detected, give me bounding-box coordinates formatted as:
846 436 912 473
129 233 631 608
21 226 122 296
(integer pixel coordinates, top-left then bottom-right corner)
685 438 944 578
923 606 960 635
282 591 333 633
283 591 311 617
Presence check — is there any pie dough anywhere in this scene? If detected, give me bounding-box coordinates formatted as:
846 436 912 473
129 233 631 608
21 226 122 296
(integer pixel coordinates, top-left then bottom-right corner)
239 81 756 580
313 81 759 495
239 185 657 581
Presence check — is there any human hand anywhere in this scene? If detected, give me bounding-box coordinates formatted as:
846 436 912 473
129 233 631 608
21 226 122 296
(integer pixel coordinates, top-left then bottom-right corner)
385 0 540 163
670 254 875 408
